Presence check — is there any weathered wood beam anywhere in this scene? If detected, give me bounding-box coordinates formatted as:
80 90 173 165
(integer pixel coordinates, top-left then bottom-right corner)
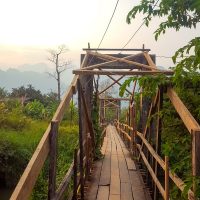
77 79 84 199
83 48 151 51
81 53 89 68
167 87 200 133
137 144 165 198
10 75 78 200
136 131 194 198
82 53 144 70
99 97 130 101
104 101 119 108
88 51 157 71
48 121 58 200
98 74 131 95
98 79 119 95
54 162 74 200
107 75 132 95
73 70 174 76
79 80 96 151
143 52 156 69
116 122 194 199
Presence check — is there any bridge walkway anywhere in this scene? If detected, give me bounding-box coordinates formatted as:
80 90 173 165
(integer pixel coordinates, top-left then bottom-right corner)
85 125 151 200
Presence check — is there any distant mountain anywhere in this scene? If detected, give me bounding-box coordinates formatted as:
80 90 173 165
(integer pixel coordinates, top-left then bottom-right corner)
0 68 67 94
18 63 52 73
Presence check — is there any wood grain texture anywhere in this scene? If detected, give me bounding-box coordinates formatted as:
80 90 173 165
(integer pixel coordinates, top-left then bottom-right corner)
167 87 200 133
97 186 109 200
121 182 133 200
73 69 174 76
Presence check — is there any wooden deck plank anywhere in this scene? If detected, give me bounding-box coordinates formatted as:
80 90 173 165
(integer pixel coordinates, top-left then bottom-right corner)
121 182 133 200
85 125 152 200
109 194 120 200
110 126 121 195
129 170 147 200
122 147 137 171
99 129 111 186
101 136 108 155
112 128 130 183
96 186 109 200
85 160 103 200
118 154 130 183
110 155 120 195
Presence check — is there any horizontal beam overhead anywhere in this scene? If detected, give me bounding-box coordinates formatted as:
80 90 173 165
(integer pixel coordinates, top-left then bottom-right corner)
83 48 151 51
104 101 119 107
82 53 144 70
106 74 132 95
99 97 130 101
73 69 174 76
87 51 157 71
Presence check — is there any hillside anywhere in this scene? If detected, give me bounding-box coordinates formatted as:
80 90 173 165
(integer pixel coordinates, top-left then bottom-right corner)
0 68 67 94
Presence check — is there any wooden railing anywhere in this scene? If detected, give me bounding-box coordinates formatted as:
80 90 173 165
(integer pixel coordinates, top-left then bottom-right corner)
114 86 200 200
10 75 97 200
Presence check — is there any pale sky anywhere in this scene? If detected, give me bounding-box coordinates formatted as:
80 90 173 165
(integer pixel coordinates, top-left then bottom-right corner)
0 0 199 72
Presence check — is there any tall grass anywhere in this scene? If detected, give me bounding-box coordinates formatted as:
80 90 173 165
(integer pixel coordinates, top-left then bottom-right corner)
0 119 78 199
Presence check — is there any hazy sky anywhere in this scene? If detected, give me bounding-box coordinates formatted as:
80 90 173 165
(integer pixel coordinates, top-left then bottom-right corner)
0 0 199 71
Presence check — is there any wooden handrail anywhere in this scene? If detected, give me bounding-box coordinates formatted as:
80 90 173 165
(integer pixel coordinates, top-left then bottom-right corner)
167 87 200 134
115 120 195 199
137 144 165 198
54 162 74 200
10 75 79 200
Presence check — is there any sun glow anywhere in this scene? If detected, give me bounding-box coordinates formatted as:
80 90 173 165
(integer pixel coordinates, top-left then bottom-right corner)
0 0 103 46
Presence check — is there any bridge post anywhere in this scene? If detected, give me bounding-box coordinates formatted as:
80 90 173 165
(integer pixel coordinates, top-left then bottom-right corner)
192 129 200 197
164 156 169 200
48 120 58 200
73 148 78 200
77 79 85 200
154 86 163 200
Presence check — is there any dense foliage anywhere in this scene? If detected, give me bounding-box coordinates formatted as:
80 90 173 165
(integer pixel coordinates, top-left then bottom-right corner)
124 2 200 197
0 86 79 199
119 74 200 198
127 0 200 38
120 2 200 195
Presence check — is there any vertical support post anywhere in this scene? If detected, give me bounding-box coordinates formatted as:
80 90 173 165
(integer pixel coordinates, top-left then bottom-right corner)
165 156 169 200
99 99 101 125
85 133 91 180
192 129 200 198
73 148 78 200
128 105 131 148
78 79 84 200
103 100 106 123
154 87 163 200
48 120 58 200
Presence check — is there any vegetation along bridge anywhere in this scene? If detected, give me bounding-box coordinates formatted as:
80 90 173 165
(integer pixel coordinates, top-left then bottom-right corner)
10 48 200 200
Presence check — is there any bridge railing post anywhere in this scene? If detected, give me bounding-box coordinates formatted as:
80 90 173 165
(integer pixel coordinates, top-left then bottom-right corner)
48 120 59 200
192 129 200 198
77 79 85 200
165 156 169 200
73 148 78 200
85 133 92 180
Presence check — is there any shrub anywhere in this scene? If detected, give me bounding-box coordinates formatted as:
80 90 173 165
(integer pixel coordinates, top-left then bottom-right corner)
24 100 45 119
0 102 29 131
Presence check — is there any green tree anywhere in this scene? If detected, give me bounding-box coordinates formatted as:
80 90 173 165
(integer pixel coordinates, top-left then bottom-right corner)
0 87 8 99
127 0 200 84
122 1 200 198
10 85 44 104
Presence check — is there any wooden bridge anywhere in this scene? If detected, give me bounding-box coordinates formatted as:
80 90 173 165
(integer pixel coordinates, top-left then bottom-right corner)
10 49 200 200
